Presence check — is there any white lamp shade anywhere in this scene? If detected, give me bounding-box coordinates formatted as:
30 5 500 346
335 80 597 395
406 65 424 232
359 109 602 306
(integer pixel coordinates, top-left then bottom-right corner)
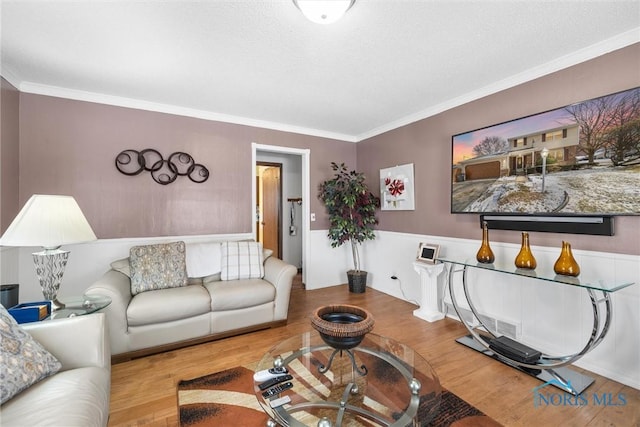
0 195 97 249
294 0 356 24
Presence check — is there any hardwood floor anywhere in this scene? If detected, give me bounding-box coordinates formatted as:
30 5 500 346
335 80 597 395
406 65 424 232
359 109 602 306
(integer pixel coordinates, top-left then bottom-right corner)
108 282 639 426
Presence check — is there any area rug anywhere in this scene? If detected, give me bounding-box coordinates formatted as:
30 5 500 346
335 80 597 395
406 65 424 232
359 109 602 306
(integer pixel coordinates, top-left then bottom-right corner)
177 364 502 427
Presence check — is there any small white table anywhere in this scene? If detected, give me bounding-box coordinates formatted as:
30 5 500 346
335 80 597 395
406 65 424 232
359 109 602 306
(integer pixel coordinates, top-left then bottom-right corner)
412 261 446 322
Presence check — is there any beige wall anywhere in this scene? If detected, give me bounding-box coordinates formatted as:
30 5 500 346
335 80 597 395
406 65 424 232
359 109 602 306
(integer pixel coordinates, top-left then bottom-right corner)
7 43 640 253
1 78 20 234
17 94 356 238
357 43 640 255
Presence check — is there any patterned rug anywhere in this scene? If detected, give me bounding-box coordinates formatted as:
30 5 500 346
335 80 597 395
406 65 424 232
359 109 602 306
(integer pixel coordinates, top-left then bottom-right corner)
177 364 502 427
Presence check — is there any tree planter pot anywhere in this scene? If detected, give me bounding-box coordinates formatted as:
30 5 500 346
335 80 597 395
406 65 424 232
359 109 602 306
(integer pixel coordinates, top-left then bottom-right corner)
347 270 367 293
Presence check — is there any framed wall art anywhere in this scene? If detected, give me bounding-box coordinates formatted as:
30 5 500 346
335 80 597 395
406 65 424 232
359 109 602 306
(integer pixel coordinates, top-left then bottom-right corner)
416 242 440 264
380 163 415 211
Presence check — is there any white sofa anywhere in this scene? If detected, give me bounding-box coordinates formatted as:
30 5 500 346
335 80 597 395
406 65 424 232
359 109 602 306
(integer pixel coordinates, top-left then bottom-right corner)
1 313 111 427
85 241 297 362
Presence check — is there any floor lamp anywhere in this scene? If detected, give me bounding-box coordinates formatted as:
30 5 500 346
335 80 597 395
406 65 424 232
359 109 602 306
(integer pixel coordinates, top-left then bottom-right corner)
0 195 97 310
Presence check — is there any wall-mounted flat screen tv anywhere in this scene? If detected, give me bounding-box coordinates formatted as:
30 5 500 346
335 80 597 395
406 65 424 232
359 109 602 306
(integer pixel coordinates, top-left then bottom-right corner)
451 87 640 216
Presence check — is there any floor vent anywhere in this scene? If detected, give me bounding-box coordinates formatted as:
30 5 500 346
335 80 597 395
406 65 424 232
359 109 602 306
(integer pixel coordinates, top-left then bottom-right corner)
444 302 479 327
496 318 520 340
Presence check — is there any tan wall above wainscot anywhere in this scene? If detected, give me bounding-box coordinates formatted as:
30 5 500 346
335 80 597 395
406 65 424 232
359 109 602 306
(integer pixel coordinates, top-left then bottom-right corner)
357 43 640 255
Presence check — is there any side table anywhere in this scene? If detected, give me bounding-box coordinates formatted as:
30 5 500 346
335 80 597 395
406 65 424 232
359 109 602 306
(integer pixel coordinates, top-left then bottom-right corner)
412 261 446 322
49 294 112 320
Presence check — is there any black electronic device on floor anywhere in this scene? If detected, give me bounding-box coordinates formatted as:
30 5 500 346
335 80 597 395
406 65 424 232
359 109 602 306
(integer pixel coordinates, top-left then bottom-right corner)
489 335 541 364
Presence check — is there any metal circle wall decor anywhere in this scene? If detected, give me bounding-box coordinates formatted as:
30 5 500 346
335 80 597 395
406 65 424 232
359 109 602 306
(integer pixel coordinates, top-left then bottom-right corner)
189 164 209 183
139 149 163 172
115 149 144 175
168 152 195 175
115 149 209 185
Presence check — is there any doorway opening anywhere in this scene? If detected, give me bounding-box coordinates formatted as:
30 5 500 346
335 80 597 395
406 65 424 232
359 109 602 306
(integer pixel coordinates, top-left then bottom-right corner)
252 144 310 287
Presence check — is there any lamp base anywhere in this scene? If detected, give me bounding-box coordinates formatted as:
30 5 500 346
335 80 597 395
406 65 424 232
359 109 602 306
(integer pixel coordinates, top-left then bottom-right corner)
32 248 69 311
49 298 66 311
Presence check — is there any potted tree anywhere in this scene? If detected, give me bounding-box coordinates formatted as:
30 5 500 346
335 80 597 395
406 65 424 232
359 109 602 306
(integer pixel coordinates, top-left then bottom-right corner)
318 162 380 293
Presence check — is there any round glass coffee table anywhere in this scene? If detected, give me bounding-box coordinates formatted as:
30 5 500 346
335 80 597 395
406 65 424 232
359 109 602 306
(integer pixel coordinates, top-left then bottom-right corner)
254 331 441 427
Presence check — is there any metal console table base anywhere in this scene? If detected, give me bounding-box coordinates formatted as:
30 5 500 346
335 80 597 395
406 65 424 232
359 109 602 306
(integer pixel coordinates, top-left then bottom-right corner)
456 335 594 395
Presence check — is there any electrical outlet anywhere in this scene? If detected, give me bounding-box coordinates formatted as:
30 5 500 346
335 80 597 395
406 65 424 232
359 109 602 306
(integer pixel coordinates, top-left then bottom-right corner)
310 213 316 221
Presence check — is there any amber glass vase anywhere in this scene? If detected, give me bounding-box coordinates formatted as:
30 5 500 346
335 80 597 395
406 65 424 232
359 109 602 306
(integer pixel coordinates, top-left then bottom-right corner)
476 221 495 264
554 241 580 276
514 232 537 269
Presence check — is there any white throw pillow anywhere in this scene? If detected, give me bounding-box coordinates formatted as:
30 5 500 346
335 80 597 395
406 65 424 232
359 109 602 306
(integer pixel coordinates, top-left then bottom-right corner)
221 241 265 280
186 242 222 278
0 304 61 404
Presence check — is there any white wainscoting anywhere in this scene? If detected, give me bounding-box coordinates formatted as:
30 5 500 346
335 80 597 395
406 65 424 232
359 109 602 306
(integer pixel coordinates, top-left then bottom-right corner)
10 233 252 304
308 229 640 390
0 247 20 286
7 228 638 389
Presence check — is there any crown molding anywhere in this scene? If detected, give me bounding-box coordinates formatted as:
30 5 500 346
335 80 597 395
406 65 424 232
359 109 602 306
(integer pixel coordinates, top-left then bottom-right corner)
355 28 640 142
4 29 637 144
14 81 359 143
0 66 22 90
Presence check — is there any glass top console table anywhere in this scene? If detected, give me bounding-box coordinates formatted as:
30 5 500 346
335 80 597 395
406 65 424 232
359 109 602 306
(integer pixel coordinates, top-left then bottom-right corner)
254 331 441 427
438 256 635 395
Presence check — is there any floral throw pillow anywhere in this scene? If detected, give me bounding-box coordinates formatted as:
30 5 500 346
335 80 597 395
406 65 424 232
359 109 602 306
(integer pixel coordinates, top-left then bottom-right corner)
0 304 62 404
221 241 265 281
129 241 188 295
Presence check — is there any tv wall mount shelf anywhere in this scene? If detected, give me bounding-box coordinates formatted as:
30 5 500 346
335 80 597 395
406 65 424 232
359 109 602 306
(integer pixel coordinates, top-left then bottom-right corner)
438 256 635 395
479 214 614 236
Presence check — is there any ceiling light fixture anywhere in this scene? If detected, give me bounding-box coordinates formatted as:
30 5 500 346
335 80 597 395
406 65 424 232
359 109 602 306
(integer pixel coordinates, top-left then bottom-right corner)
293 0 356 25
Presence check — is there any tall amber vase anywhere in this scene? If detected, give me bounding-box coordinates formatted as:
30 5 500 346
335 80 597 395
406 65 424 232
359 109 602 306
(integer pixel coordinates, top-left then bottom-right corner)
476 221 495 264
554 241 580 276
514 232 537 269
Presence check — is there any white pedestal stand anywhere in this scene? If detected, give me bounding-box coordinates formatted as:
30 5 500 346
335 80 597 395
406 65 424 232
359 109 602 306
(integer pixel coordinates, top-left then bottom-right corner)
412 261 445 322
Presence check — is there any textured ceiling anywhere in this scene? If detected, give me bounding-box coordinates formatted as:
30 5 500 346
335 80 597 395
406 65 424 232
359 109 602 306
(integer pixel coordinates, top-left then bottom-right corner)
2 1 639 142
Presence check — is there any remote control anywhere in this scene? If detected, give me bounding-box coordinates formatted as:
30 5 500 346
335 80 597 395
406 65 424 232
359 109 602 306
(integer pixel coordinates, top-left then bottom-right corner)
269 395 291 408
258 374 293 390
262 381 293 399
253 367 288 382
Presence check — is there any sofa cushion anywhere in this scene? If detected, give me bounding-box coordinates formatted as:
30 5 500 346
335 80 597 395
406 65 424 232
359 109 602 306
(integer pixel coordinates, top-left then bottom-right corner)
129 241 188 295
203 272 222 284
0 366 110 427
220 241 264 281
127 285 211 327
110 257 131 277
186 242 222 278
204 279 275 311
0 305 61 404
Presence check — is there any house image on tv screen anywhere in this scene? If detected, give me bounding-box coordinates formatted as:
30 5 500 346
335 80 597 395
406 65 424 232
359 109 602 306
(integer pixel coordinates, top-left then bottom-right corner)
455 124 579 181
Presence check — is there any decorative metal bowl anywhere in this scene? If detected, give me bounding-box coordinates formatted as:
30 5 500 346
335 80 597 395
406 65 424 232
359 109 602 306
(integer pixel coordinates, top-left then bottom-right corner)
311 304 375 350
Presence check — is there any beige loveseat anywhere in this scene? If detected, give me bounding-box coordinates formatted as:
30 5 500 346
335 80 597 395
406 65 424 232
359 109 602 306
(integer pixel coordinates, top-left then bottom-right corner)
85 240 297 362
1 313 111 427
